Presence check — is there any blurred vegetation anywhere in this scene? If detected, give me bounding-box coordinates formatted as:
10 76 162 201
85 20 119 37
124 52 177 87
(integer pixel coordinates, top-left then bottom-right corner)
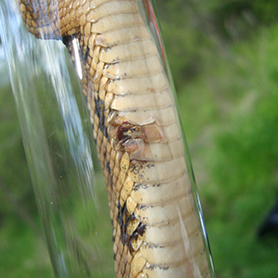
1 0 278 277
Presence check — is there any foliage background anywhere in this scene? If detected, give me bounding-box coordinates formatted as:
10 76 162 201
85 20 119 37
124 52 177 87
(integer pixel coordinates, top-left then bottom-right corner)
1 0 278 277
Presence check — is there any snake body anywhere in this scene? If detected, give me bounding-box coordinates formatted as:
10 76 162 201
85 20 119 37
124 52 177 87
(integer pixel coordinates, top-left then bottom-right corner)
18 0 211 277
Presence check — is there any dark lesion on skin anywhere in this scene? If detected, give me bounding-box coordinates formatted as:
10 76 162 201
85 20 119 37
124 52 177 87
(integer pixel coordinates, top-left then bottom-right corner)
117 123 142 143
108 121 147 157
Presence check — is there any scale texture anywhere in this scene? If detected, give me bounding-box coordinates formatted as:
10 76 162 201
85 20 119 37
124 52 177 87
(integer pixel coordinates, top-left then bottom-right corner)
18 0 211 277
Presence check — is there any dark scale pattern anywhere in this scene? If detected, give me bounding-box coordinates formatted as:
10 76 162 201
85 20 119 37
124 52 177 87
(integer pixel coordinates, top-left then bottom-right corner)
94 96 108 137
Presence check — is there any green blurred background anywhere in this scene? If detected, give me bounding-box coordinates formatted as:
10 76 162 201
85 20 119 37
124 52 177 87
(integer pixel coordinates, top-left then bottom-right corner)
1 0 278 277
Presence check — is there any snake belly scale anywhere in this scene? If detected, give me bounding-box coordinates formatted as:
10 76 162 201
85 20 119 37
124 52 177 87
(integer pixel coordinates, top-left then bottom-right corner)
18 0 211 277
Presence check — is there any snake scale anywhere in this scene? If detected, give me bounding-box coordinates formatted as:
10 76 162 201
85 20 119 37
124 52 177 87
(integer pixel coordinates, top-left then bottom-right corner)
17 0 211 277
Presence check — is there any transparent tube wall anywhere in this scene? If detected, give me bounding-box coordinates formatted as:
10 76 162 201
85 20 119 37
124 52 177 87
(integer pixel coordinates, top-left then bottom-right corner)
0 1 113 277
0 0 215 277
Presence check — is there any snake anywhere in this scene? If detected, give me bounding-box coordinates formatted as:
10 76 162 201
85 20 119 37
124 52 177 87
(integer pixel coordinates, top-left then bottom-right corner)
17 0 212 277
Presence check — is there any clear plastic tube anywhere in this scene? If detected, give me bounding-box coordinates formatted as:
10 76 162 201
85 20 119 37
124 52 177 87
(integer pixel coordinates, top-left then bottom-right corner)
0 0 215 277
0 1 113 277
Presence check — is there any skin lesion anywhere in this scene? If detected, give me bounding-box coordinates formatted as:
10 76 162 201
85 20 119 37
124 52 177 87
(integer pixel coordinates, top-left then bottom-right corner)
109 121 144 153
108 118 167 161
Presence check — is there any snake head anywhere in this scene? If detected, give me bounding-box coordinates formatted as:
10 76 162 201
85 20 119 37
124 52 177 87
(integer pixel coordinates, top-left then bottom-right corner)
18 0 80 40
